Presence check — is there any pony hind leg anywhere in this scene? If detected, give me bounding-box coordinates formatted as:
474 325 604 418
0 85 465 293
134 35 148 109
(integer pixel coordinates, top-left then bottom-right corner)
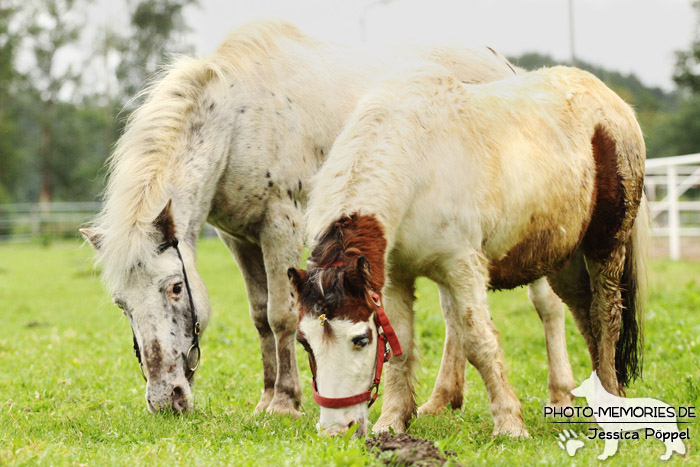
585 245 626 396
418 284 467 416
373 274 418 434
219 233 277 413
260 202 304 416
450 252 527 437
547 250 598 370
527 277 575 408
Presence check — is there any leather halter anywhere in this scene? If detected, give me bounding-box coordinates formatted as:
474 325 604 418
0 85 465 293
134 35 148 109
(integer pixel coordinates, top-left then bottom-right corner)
310 292 403 409
131 237 201 381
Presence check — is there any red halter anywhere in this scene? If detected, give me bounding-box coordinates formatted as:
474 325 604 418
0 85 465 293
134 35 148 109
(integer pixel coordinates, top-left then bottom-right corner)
311 292 403 409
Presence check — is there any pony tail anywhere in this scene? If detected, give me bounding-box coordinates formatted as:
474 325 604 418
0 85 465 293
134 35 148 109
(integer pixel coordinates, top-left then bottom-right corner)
616 193 649 386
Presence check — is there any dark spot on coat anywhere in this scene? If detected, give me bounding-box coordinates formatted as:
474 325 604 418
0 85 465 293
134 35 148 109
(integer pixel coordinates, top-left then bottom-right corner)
287 96 292 104
268 181 274 187
145 340 164 380
239 107 246 113
265 170 271 178
298 180 302 191
287 189 293 199
209 103 215 111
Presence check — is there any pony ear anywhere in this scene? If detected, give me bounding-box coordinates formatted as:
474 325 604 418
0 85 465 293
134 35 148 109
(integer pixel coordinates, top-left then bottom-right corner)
287 267 307 294
79 228 103 250
154 199 176 243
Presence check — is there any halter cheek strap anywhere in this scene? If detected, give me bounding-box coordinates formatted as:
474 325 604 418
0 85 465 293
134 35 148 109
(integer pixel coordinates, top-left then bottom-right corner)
310 292 403 409
131 237 201 381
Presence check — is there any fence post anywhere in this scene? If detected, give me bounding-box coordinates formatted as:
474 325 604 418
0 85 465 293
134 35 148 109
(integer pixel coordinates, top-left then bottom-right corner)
667 165 680 260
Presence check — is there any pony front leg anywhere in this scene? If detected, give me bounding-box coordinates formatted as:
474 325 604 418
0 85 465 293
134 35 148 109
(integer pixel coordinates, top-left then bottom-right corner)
527 277 575 408
373 276 417 434
450 253 528 438
418 284 466 416
260 204 303 416
220 233 277 413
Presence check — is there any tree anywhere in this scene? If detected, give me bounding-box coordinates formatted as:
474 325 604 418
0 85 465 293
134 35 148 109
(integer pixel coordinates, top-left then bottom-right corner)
116 0 198 102
674 0 700 94
0 1 22 203
23 0 90 203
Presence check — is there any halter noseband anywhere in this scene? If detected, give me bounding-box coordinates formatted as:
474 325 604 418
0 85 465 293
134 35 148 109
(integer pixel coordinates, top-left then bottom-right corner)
309 292 403 409
131 237 201 381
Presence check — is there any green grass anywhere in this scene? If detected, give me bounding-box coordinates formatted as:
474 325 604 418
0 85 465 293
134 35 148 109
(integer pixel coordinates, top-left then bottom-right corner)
0 239 698 466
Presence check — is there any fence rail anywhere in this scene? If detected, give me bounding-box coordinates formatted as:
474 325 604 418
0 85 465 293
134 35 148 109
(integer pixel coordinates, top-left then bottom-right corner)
645 153 700 260
2 153 700 259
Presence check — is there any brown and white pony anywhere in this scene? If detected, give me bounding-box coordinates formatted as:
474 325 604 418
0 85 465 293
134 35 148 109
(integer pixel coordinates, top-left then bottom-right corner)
289 64 648 437
81 20 578 415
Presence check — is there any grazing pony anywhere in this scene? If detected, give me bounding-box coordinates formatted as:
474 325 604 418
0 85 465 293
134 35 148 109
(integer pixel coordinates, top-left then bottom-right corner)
289 65 647 437
81 20 577 415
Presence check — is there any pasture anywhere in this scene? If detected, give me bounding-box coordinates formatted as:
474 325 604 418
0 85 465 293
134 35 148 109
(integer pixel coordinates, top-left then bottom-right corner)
1 238 698 465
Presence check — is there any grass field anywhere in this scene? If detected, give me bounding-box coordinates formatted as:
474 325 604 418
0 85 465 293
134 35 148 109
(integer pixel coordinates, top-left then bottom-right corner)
1 238 698 466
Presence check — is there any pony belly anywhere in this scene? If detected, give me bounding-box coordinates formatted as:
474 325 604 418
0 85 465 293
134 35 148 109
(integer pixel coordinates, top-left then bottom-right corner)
487 217 587 290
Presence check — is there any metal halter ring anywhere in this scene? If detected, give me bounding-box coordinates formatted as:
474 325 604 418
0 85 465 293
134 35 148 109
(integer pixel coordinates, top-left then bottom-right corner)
186 344 201 373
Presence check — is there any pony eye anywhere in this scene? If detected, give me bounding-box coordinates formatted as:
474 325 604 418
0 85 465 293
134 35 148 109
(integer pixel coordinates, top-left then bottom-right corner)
172 282 183 296
352 335 369 348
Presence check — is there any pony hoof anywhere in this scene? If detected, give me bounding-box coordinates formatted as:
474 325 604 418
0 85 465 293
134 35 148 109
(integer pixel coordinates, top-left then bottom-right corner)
253 390 275 414
266 395 302 417
493 421 529 438
545 396 575 413
373 414 408 434
417 400 447 417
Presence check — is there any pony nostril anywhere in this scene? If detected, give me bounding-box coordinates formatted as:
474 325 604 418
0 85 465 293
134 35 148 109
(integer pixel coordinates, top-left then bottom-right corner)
171 386 187 413
347 421 355 429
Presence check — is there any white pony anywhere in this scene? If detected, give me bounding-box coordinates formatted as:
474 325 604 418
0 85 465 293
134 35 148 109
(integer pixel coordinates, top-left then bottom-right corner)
81 19 575 415
290 64 647 437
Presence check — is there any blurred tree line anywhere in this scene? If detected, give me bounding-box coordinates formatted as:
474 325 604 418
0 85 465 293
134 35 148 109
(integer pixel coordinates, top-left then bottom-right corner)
1 0 700 204
0 0 195 204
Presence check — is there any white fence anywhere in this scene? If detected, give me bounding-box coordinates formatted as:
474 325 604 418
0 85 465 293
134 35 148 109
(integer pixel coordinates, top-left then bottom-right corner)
0 202 100 242
2 154 699 259
0 201 217 242
645 153 700 260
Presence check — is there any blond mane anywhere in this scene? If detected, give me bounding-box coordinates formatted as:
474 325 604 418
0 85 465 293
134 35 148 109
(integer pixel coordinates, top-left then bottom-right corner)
91 20 309 291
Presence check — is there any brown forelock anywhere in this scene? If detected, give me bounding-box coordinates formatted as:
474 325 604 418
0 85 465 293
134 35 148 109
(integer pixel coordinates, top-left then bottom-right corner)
582 125 627 261
300 214 387 323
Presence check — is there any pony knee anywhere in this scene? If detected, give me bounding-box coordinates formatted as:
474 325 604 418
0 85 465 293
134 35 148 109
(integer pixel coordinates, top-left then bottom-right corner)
267 305 297 337
249 302 272 336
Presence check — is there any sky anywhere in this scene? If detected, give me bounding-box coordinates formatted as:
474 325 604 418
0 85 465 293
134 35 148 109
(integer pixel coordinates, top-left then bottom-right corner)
89 0 696 92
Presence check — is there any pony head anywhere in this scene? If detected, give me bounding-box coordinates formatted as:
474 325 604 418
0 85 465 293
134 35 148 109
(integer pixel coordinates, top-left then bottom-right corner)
289 254 380 437
81 200 210 413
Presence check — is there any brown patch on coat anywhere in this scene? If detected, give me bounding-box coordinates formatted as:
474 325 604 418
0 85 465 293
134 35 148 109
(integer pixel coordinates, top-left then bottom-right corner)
582 126 626 261
488 229 575 290
289 214 386 323
145 340 164 380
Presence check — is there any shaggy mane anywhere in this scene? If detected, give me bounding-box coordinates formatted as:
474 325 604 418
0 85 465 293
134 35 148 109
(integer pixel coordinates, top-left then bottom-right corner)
297 214 387 321
89 20 310 291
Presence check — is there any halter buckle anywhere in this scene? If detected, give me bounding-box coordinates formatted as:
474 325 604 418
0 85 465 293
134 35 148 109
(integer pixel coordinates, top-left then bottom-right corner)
194 321 201 336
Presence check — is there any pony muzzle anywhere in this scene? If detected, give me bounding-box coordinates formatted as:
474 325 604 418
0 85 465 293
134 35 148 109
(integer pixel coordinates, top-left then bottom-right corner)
318 407 369 437
146 378 194 414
